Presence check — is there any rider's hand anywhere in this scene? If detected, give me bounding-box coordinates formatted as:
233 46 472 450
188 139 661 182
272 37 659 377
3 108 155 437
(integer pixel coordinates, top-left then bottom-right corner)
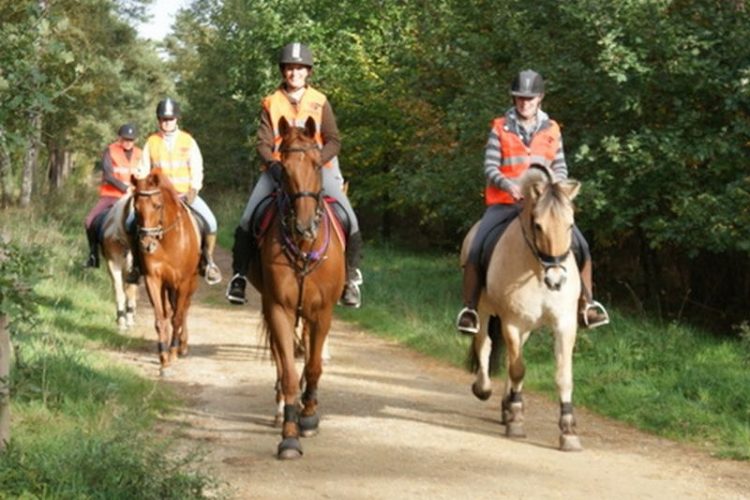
268 161 283 184
510 184 523 201
186 188 198 205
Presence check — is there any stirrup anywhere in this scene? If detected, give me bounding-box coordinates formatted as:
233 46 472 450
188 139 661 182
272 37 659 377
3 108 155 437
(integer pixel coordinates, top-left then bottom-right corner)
456 307 480 335
225 273 249 305
582 301 610 329
204 262 222 285
349 268 363 286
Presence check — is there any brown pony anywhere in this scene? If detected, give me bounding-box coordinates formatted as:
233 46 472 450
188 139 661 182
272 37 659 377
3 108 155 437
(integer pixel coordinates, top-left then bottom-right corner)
100 193 138 330
132 168 201 376
248 116 345 460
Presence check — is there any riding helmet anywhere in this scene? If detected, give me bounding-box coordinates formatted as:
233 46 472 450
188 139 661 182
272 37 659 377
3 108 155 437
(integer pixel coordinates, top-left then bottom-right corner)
156 98 180 119
510 69 545 97
279 42 314 68
118 123 137 140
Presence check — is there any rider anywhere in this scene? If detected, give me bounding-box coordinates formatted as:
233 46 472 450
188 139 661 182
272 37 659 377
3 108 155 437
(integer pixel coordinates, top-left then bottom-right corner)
132 97 222 285
226 42 364 308
456 69 609 335
83 123 141 268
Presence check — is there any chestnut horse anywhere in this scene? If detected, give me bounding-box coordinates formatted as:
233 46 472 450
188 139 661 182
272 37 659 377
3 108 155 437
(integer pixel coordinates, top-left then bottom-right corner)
462 165 584 451
132 168 201 376
248 116 345 460
100 193 138 330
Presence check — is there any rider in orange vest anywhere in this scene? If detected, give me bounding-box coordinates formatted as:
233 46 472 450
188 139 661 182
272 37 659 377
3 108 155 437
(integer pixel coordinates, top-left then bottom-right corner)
132 98 223 286
83 124 141 268
456 70 610 335
226 42 364 308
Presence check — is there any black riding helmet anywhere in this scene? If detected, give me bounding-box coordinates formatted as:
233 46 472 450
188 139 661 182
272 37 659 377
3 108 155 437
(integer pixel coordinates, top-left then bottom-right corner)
118 123 137 140
511 70 545 98
278 42 314 69
156 98 180 119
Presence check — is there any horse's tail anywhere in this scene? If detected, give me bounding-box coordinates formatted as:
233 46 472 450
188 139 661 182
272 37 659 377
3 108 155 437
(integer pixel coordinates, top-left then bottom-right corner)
465 315 503 375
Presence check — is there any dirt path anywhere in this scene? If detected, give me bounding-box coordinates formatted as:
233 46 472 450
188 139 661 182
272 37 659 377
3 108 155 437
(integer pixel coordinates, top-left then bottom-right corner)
113 249 750 499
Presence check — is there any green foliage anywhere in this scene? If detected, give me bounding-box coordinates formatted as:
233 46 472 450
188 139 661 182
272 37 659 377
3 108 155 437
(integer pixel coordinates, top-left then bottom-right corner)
0 235 45 331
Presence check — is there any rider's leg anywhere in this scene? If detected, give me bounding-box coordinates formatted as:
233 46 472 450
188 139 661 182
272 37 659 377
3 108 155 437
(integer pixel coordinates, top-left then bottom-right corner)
189 195 222 285
573 227 609 329
456 203 519 335
322 161 363 308
227 173 274 303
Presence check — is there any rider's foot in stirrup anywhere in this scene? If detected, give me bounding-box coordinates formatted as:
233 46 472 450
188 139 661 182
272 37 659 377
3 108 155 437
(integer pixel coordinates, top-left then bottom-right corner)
204 262 222 285
581 300 610 329
84 253 99 269
226 273 248 305
340 281 361 308
456 307 480 335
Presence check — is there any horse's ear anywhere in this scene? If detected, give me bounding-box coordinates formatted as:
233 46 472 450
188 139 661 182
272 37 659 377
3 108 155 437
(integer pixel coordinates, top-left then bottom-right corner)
131 174 138 187
527 180 546 202
304 116 316 139
559 179 581 201
278 117 290 137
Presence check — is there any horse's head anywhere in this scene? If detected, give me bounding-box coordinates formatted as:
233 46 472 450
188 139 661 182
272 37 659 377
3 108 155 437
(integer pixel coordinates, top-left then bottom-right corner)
521 165 581 291
278 116 323 242
132 168 180 254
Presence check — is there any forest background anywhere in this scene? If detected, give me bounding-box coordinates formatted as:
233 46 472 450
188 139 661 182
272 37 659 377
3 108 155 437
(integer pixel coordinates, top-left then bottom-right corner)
2 0 750 333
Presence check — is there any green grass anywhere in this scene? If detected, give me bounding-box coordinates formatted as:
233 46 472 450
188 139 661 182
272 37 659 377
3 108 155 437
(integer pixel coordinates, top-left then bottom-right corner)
0 187 222 498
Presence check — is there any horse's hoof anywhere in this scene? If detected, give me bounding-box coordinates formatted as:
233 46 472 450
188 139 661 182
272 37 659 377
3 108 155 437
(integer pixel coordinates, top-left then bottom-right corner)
273 414 283 428
299 414 320 437
471 382 492 401
559 434 583 452
159 366 174 378
277 437 303 460
505 423 527 438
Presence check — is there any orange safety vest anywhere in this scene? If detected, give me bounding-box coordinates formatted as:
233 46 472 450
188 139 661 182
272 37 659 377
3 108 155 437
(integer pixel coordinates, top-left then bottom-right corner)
100 142 142 198
484 117 561 205
145 130 194 194
262 87 332 167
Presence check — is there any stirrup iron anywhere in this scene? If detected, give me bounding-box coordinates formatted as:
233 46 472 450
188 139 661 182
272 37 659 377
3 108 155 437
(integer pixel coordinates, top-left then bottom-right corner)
583 300 610 329
456 307 480 335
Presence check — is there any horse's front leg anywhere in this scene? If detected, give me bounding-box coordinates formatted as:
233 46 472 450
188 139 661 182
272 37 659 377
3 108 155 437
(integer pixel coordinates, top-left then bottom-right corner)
173 279 196 357
106 257 127 330
143 278 171 375
555 320 582 451
501 323 529 438
299 312 332 438
471 311 493 400
124 251 137 327
267 304 303 459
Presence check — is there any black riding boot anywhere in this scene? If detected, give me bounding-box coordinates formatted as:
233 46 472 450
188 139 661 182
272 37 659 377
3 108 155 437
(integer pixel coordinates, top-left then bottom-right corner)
84 225 100 268
341 231 363 308
226 225 254 304
456 261 481 335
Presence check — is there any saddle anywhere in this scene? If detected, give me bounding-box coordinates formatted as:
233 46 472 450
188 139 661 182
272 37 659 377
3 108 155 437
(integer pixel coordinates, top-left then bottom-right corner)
250 193 350 246
92 209 111 245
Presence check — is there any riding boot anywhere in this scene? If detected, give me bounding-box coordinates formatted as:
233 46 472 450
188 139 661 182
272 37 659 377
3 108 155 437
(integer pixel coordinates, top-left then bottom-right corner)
225 226 253 304
579 258 610 329
456 261 481 335
84 226 100 268
203 233 222 285
340 231 363 308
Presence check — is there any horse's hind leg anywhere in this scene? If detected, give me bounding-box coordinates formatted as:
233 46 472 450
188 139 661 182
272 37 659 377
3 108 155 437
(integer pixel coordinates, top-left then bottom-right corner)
555 324 582 451
173 282 195 358
124 252 137 327
471 311 493 401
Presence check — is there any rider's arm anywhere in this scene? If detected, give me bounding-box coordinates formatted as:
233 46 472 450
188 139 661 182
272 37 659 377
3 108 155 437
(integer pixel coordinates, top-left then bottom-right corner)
550 136 568 181
101 148 129 193
483 128 515 192
134 140 152 180
319 101 341 165
256 108 276 169
188 136 204 192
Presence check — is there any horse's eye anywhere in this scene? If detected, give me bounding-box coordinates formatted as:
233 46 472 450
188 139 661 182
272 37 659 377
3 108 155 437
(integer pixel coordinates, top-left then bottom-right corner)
534 222 542 232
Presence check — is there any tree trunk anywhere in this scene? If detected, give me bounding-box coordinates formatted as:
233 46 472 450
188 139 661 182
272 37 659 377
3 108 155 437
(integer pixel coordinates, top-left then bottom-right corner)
47 144 73 190
0 314 10 451
20 112 41 207
0 127 12 208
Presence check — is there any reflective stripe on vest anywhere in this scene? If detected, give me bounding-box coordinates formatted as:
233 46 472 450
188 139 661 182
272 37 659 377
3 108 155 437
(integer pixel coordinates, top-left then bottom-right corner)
146 131 194 194
100 142 142 198
262 87 332 167
484 117 561 205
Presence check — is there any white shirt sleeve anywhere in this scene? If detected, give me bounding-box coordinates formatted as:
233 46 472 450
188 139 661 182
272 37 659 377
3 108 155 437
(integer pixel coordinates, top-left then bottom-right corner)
189 137 204 191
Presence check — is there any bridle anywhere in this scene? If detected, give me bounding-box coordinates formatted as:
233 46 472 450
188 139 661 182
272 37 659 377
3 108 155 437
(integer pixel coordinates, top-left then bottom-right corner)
135 188 182 249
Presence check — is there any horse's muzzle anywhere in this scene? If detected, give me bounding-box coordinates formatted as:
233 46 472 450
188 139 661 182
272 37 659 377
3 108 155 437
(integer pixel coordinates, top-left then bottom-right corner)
543 265 567 291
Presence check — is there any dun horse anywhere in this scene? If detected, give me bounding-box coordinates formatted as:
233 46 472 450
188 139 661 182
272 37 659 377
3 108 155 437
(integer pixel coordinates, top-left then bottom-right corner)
462 165 584 451
100 194 138 330
248 116 345 460
132 169 201 376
